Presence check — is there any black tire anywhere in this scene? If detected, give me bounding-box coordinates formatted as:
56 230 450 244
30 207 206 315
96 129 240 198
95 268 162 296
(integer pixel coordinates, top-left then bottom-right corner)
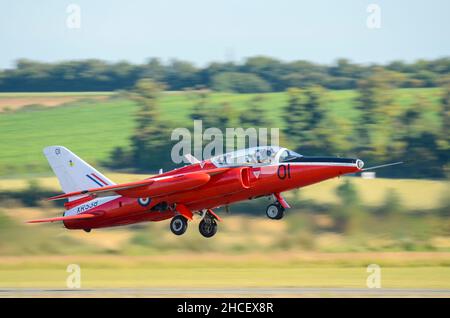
266 203 285 220
199 218 218 238
170 215 188 235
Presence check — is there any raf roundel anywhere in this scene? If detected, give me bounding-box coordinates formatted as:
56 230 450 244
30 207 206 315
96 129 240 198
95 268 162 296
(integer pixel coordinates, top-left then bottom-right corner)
138 197 151 207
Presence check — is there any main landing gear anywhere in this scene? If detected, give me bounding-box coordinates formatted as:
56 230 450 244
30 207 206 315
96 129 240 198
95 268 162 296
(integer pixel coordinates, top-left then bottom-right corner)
170 215 188 235
199 215 218 238
169 207 220 238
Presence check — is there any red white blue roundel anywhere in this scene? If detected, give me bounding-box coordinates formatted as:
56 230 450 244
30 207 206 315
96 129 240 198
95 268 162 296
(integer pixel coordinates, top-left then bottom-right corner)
138 197 151 206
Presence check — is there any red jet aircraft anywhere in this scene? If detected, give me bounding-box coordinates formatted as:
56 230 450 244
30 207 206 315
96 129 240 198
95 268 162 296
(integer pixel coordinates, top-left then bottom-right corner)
28 146 399 238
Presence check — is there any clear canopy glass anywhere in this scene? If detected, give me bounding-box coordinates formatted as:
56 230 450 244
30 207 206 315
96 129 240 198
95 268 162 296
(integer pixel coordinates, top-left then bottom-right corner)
211 146 302 167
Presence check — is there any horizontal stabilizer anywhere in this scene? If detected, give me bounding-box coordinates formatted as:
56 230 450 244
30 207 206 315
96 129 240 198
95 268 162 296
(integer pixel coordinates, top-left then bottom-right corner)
27 213 97 223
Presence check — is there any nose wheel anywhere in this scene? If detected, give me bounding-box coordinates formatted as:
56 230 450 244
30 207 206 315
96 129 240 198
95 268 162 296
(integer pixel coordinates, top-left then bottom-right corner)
266 203 285 220
170 215 188 235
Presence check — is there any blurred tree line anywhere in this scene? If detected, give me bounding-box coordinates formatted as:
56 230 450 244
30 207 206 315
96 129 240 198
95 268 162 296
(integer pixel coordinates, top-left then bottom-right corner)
0 56 449 92
282 68 449 178
106 70 449 178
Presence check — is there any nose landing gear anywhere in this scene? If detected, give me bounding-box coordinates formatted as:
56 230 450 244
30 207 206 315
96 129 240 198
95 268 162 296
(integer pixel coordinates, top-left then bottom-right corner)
266 193 289 220
266 203 285 220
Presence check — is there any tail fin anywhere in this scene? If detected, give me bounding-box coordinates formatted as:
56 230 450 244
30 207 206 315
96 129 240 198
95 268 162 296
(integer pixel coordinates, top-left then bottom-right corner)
43 146 115 200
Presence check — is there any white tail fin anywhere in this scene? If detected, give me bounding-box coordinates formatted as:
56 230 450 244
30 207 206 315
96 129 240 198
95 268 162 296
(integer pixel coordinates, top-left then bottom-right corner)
43 146 115 200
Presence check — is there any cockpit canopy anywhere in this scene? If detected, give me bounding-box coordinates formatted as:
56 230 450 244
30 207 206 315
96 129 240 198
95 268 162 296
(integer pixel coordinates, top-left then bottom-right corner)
211 146 302 167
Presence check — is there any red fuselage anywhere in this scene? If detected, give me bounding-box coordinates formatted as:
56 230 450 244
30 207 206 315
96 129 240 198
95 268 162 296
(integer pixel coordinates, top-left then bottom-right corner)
63 157 362 230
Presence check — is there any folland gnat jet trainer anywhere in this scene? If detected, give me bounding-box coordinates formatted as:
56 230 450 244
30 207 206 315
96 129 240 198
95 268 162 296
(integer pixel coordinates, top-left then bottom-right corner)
28 146 401 238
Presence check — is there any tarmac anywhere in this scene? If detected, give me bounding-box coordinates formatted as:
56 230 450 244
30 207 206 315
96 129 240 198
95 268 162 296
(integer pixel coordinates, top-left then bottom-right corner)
0 287 449 297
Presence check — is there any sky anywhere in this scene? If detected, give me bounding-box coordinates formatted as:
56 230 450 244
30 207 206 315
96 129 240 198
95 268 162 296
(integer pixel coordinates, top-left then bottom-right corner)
0 0 449 68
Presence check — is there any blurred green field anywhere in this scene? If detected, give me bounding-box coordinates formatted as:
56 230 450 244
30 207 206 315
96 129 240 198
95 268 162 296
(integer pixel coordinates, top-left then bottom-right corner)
0 88 442 176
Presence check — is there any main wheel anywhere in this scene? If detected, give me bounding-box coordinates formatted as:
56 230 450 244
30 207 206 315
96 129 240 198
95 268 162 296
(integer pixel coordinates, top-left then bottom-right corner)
199 218 217 238
266 203 285 220
170 215 188 235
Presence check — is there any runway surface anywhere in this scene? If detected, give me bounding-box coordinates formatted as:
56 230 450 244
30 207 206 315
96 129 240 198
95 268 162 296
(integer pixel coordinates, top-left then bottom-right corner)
1 288 449 297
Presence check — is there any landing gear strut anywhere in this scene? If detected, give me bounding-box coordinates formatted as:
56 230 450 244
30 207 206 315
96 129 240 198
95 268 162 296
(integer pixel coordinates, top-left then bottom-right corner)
199 215 218 238
170 215 188 235
266 203 285 220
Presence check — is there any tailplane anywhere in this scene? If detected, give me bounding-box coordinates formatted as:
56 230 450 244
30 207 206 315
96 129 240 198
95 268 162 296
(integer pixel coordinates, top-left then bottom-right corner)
43 146 115 200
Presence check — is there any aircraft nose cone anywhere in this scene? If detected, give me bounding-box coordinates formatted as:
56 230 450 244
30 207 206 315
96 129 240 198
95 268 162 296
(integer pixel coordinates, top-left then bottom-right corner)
356 159 364 169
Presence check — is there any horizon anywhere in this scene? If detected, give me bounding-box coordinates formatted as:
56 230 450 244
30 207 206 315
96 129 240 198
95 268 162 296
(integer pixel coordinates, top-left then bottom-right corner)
2 54 450 71
1 0 449 69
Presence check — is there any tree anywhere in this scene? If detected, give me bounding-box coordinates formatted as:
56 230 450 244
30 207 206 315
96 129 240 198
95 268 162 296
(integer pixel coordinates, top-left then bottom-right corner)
437 84 450 177
438 84 450 152
331 179 361 233
129 79 174 171
189 90 224 157
375 190 402 217
316 115 354 156
381 94 445 178
282 86 329 154
201 62 238 86
211 72 271 93
329 58 366 79
283 87 308 151
355 68 401 159
238 95 273 147
305 86 326 128
166 59 200 90
189 89 218 128
140 58 166 83
217 101 235 130
241 56 286 91
336 179 359 206
0 57 448 92
239 95 270 128
190 91 235 143
104 146 130 169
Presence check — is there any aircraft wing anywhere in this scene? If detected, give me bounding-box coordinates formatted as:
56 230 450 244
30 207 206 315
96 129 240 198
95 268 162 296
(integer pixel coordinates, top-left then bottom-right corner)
47 179 156 200
47 168 229 201
27 213 97 223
